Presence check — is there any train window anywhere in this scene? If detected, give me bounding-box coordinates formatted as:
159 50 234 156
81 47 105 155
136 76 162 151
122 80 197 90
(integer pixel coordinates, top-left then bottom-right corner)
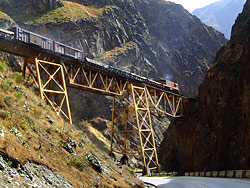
42 39 46 48
18 28 22 41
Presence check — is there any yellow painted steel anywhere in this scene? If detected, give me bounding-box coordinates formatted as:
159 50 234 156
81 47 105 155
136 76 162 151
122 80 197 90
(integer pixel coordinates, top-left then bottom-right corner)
25 58 72 124
62 63 128 96
23 57 189 175
110 84 160 174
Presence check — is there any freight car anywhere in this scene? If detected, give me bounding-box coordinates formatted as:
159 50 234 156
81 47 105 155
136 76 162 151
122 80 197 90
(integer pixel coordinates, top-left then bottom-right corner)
54 41 84 60
9 27 84 59
0 27 180 94
0 28 14 40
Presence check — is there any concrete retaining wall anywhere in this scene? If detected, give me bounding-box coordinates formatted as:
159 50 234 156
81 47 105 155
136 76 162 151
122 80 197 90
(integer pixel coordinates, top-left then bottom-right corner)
185 170 250 178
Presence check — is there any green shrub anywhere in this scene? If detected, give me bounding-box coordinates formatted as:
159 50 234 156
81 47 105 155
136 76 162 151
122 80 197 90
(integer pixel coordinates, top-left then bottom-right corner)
0 80 13 91
0 110 11 119
0 123 3 135
0 60 6 71
126 167 135 175
13 73 24 83
21 123 30 131
14 91 23 98
10 126 21 136
68 155 87 171
82 119 91 126
14 86 25 98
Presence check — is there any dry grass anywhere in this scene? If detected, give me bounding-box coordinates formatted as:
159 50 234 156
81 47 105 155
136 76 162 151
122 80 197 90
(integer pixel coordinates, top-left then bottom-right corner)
0 11 10 20
26 1 118 25
95 41 137 60
0 54 142 187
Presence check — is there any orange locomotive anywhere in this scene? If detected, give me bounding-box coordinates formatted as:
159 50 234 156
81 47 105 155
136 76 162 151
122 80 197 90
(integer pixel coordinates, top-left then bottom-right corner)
157 78 180 94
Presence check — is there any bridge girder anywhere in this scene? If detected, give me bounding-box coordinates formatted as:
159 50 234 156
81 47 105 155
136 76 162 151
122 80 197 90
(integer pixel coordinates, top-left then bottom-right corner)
22 57 189 175
62 63 128 96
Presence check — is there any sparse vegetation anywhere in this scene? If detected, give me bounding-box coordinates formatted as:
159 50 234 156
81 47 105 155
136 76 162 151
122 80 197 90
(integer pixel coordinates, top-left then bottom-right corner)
82 118 92 126
0 52 143 187
21 122 30 131
126 166 135 175
0 80 13 91
11 72 25 84
68 155 87 171
211 42 243 68
0 10 10 20
0 60 6 71
0 109 10 119
95 41 137 60
25 1 118 25
0 123 3 134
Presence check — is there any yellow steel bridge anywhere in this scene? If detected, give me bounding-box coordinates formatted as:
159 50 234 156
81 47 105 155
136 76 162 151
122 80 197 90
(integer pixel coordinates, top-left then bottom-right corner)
0 35 189 175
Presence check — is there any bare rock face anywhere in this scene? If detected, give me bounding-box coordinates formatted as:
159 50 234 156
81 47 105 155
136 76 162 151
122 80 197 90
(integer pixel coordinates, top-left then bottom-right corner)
159 0 250 172
133 0 227 97
0 0 62 18
0 11 16 29
34 0 63 11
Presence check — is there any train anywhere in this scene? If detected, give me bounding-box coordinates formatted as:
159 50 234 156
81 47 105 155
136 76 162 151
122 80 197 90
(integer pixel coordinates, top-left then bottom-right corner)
157 78 179 92
0 26 180 94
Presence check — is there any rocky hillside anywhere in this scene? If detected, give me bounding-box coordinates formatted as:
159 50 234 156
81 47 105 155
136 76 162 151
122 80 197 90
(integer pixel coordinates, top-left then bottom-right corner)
0 53 143 187
193 0 246 39
159 0 250 172
0 0 227 174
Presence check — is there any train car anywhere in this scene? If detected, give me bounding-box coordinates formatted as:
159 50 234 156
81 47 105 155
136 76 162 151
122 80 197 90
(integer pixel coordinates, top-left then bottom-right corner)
9 27 29 43
8 26 85 60
0 28 14 39
157 78 179 93
54 41 84 59
9 27 54 51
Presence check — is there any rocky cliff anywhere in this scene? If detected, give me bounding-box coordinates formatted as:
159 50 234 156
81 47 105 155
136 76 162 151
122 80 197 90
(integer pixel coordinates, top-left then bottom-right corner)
159 0 250 172
0 0 62 18
134 0 227 97
0 10 15 29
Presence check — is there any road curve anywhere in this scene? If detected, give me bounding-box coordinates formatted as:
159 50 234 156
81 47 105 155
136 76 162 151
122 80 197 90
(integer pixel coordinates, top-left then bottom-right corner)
139 176 250 188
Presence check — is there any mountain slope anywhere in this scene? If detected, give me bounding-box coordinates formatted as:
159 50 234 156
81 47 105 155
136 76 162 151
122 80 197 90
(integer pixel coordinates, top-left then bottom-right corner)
134 0 227 97
0 0 227 98
0 53 142 187
0 0 227 173
159 0 250 172
193 0 246 39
